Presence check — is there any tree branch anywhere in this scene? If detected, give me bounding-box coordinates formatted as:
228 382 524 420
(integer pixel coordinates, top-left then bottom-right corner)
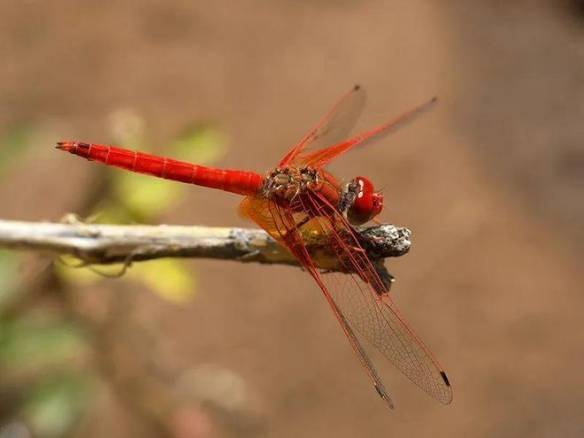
0 218 411 270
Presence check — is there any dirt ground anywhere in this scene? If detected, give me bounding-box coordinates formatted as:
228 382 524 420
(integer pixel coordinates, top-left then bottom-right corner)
1 1 583 437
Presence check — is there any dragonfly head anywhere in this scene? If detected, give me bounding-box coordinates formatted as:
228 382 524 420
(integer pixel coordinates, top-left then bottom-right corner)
347 176 384 225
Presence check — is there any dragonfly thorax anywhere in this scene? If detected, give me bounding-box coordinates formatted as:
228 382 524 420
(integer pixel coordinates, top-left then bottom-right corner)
263 166 321 200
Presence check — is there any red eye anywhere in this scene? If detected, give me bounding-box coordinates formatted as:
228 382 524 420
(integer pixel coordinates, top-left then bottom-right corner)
347 176 383 224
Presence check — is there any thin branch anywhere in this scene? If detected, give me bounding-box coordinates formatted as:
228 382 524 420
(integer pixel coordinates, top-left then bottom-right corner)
0 218 412 270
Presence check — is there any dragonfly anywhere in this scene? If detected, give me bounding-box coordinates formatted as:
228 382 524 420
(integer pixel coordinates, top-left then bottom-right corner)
56 85 452 409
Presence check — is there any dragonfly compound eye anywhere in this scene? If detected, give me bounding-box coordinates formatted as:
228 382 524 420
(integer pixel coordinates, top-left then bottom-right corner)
347 176 383 224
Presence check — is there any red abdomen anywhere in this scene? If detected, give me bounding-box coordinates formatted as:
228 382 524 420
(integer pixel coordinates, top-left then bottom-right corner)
56 141 263 196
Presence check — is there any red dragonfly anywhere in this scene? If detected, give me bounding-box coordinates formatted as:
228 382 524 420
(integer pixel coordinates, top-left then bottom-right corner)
56 86 452 409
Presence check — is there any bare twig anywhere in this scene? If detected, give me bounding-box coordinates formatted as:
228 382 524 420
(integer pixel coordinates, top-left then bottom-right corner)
0 219 411 270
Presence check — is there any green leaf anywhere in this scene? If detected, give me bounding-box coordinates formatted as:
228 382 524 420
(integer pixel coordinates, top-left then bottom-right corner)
53 255 104 286
128 259 197 304
0 124 35 178
0 318 87 370
23 374 91 438
0 250 20 307
169 123 228 165
114 172 183 219
55 258 197 305
89 198 144 224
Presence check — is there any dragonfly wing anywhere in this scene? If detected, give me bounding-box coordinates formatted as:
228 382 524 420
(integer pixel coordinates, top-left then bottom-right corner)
239 194 395 408
299 97 437 168
279 85 367 167
239 193 452 406
300 190 453 405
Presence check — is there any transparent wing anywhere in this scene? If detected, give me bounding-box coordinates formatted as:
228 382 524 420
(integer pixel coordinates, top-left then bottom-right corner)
239 194 395 408
239 193 452 406
300 190 452 404
297 97 437 168
279 85 367 167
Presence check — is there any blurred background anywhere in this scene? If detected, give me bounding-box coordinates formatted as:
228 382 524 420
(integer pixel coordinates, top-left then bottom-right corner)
1 1 583 437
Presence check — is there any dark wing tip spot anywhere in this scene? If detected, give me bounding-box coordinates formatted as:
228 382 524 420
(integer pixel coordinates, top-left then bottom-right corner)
374 384 395 410
440 371 451 387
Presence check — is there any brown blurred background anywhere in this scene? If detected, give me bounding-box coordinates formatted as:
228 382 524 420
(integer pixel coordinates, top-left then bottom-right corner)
1 1 583 437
